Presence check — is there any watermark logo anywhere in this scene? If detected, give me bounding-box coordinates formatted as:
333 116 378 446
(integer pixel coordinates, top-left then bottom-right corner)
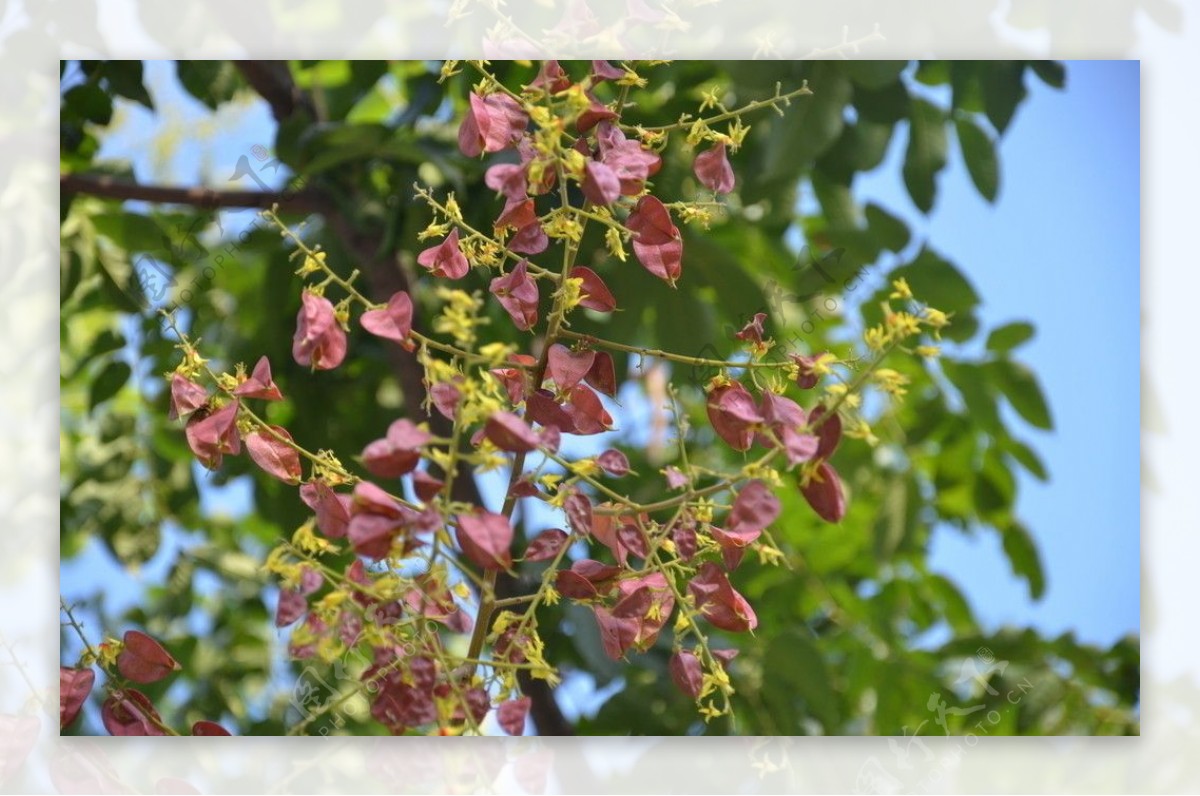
287 631 421 736
112 146 308 329
855 648 1034 794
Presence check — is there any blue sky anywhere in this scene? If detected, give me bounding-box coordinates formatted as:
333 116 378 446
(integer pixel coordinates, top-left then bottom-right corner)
861 61 1140 645
61 61 1139 715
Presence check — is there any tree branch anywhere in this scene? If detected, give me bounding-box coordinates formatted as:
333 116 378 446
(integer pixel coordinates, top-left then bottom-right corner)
233 60 314 123
60 173 330 214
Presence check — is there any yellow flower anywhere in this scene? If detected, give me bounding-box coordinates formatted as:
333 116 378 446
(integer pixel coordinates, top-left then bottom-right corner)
418 221 451 241
478 342 514 366
570 458 600 478
889 277 913 300
676 205 713 228
685 118 711 148
698 85 723 113
727 118 751 151
562 147 587 180
292 519 332 555
874 368 910 397
864 325 889 351
543 210 583 243
605 227 628 262
560 84 591 119
432 288 483 347
297 251 327 276
617 67 648 88
443 194 463 222
635 126 666 148
843 416 879 446
810 352 838 376
673 608 692 635
922 307 952 339
916 345 941 358
884 310 922 340
557 276 585 311
756 544 786 566
742 463 782 488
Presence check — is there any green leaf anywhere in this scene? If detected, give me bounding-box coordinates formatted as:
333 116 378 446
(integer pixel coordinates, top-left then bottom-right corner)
974 448 1017 518
92 212 166 253
176 61 242 109
902 98 948 213
748 61 851 207
816 120 895 182
865 203 911 252
986 321 1036 353
888 247 981 314
63 83 113 127
925 575 976 633
763 630 840 731
1001 435 1049 481
914 60 950 86
842 61 908 90
982 62 1028 135
789 241 867 301
1029 60 1066 89
941 359 1001 432
811 171 859 232
89 361 132 410
87 329 127 360
853 79 910 125
298 123 391 174
949 62 986 113
955 116 999 202
988 359 1053 430
872 476 911 559
103 61 153 109
1001 521 1046 599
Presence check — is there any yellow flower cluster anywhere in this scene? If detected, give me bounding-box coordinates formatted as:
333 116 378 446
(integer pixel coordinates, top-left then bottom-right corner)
463 236 503 269
432 288 484 348
843 416 879 446
556 276 586 312
862 279 951 354
676 204 714 228
605 226 628 261
292 518 335 556
543 208 584 243
823 382 861 409
873 368 910 398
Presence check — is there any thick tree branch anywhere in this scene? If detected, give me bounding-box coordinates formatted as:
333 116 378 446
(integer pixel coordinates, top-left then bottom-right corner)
60 173 330 214
233 60 314 123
